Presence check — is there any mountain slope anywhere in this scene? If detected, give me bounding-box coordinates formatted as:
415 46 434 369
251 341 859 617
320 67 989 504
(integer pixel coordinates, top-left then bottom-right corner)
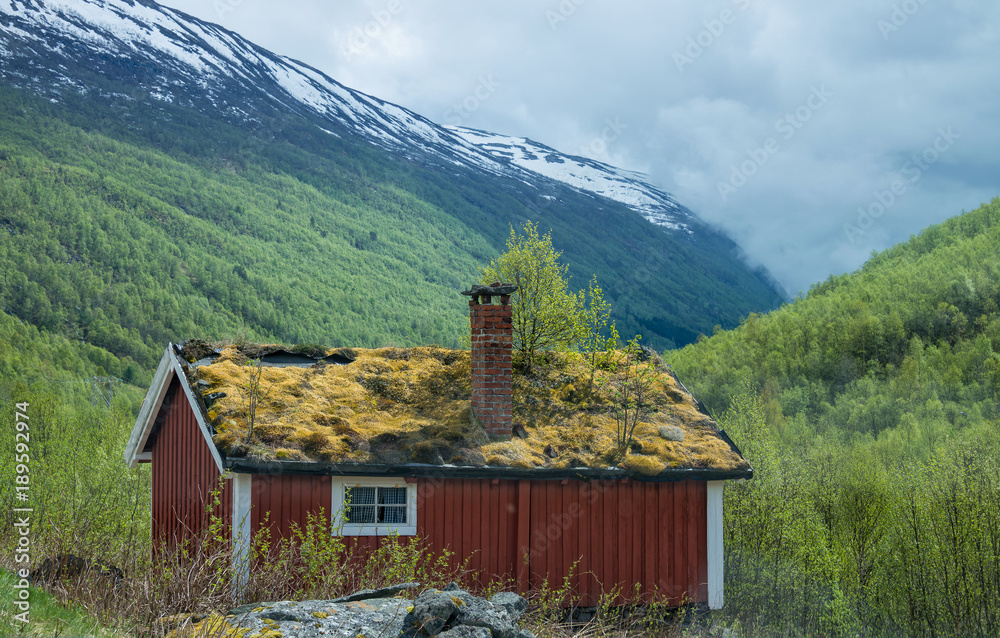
448 127 698 234
0 0 734 239
0 0 785 374
666 198 1000 446
0 0 494 169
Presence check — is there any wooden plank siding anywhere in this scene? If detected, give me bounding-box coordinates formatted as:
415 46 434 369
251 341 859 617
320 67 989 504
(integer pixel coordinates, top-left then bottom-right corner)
227 474 708 606
250 474 331 540
522 479 708 606
151 380 231 547
412 478 708 606
417 478 521 588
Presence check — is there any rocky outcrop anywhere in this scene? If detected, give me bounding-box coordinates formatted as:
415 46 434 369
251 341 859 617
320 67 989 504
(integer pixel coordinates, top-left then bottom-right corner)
163 583 535 638
406 583 533 638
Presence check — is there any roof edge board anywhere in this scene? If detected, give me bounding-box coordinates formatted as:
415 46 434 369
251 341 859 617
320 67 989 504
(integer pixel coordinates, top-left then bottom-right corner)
223 459 753 482
124 346 175 468
170 351 226 474
123 344 226 474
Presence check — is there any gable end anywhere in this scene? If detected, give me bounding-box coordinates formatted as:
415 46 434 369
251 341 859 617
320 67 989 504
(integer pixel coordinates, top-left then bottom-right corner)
124 344 224 472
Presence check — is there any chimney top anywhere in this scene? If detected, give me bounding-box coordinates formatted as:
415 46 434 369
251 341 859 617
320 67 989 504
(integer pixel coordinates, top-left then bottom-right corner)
462 283 518 301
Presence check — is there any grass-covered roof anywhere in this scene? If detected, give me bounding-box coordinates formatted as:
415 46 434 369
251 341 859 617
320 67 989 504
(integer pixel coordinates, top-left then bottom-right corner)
176 340 749 477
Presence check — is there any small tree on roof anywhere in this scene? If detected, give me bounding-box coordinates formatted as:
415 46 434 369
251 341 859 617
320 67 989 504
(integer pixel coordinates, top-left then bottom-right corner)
579 275 619 387
482 222 616 370
600 336 657 456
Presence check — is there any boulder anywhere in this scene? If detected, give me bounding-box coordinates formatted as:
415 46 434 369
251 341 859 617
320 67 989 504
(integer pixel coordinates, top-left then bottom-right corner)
177 597 412 638
407 585 528 638
455 597 517 638
411 590 462 635
168 582 534 638
489 592 528 620
437 627 491 638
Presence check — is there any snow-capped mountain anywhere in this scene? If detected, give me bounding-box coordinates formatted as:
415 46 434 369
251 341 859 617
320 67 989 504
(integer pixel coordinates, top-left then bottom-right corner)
0 0 696 236
0 0 499 165
448 127 695 233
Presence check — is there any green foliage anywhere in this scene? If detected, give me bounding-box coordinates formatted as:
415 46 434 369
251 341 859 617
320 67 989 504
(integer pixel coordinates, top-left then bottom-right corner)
272 509 350 598
579 276 619 372
598 336 657 455
481 222 587 367
0 317 147 636
720 411 1000 637
0 378 149 575
532 560 580 620
671 199 1000 636
480 222 621 373
667 198 1000 448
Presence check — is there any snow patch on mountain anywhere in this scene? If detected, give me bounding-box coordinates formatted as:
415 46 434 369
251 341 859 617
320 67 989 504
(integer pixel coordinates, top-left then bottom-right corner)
448 127 694 233
0 0 505 170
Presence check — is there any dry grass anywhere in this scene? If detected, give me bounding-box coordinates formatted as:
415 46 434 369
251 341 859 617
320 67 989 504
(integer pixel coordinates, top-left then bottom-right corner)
14 510 470 637
13 514 734 638
183 342 748 474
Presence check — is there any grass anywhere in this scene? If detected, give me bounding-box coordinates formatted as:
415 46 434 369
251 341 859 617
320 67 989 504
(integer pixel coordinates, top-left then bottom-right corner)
0 570 128 638
187 342 748 473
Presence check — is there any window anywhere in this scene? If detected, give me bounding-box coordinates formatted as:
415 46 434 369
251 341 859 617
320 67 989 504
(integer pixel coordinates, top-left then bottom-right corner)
345 486 407 524
331 477 416 536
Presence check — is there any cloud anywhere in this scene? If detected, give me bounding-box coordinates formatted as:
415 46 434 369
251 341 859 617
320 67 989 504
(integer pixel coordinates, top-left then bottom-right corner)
166 0 1000 295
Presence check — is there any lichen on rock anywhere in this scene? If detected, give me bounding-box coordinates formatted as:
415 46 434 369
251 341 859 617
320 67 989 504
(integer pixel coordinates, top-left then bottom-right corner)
162 583 532 638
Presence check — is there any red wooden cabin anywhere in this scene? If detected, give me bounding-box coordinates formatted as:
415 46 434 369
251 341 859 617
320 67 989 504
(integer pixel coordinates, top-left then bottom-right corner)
124 285 751 608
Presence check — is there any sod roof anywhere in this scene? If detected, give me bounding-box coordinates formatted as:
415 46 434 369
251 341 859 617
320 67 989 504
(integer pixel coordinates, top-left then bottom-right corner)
174 340 750 479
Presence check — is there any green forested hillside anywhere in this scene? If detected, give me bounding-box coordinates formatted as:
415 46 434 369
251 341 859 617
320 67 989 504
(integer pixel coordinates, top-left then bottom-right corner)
0 309 147 560
669 197 1000 450
0 87 495 378
667 198 1000 636
0 84 784 385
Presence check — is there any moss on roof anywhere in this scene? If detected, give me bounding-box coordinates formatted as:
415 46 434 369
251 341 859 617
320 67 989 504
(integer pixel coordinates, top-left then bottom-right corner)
178 341 748 475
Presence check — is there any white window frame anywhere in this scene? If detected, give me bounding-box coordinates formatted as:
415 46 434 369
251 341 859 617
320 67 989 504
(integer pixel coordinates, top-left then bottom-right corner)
331 477 417 537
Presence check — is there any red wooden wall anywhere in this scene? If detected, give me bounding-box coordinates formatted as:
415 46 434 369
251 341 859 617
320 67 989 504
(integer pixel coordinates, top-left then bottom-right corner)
418 478 521 589
151 380 231 547
240 473 707 606
417 478 707 606
250 474 331 539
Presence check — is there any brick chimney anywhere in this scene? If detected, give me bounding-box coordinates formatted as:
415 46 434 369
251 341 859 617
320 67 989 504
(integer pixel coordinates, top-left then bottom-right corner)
463 283 518 439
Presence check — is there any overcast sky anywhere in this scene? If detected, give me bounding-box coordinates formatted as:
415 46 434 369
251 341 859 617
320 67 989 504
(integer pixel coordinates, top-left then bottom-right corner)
161 0 998 295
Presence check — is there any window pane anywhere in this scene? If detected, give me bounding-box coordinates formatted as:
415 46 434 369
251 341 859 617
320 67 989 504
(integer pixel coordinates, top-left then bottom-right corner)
377 487 408 524
378 487 407 505
350 487 376 505
345 485 408 526
380 506 406 524
346 487 376 524
347 505 376 524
